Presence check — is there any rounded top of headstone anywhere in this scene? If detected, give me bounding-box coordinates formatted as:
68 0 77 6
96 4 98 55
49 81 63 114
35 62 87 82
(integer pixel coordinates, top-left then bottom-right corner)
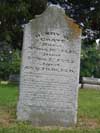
29 4 81 39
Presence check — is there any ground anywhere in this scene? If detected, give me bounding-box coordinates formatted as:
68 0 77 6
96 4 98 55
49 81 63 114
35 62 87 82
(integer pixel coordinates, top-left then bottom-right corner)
0 83 100 133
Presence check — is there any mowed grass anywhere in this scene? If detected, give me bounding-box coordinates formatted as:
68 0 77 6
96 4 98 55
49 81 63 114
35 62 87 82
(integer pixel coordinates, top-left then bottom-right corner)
0 83 100 133
79 89 100 119
0 84 18 128
0 84 18 107
77 89 100 129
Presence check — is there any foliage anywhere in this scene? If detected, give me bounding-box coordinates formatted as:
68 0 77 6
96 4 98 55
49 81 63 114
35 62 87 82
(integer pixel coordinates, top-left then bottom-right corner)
49 0 100 40
80 41 100 78
0 0 100 49
0 0 47 49
0 0 100 78
50 1 100 79
10 50 21 74
0 47 20 80
0 42 12 80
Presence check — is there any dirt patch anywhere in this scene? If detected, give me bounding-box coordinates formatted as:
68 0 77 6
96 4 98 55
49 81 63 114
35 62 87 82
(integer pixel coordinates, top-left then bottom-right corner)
0 107 100 129
77 116 100 129
0 108 16 127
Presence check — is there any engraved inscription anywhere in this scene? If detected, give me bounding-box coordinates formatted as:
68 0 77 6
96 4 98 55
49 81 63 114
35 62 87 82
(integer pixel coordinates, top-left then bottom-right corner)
23 30 79 77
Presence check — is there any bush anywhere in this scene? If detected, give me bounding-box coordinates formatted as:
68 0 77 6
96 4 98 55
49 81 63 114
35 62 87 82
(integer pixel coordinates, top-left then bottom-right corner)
80 41 100 78
0 48 21 80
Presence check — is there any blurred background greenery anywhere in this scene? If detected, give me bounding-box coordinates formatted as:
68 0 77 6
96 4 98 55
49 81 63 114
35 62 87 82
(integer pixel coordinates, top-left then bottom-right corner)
0 0 100 80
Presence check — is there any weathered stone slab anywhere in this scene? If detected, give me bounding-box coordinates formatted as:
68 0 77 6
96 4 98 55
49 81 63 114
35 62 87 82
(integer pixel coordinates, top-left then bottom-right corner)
9 74 19 83
17 5 81 127
83 84 100 90
82 77 100 85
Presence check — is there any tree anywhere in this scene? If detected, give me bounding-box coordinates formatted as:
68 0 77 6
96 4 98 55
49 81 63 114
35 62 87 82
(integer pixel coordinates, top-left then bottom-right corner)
49 0 100 78
0 0 100 78
0 0 100 49
0 44 20 80
80 41 100 78
0 0 47 49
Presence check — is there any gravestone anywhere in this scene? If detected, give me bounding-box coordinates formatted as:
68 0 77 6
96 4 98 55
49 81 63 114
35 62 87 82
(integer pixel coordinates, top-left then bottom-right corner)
82 77 100 85
17 5 81 127
9 74 19 83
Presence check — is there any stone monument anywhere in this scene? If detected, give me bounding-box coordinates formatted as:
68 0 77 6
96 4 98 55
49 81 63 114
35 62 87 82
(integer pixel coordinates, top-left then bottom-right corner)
17 5 81 127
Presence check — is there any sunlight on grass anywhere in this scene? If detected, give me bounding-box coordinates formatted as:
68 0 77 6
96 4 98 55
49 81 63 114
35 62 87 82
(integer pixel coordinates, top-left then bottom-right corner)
0 84 18 108
78 89 100 119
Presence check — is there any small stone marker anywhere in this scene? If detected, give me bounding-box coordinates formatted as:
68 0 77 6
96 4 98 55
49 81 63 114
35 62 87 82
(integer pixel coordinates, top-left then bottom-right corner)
82 77 100 85
9 74 19 83
17 5 81 127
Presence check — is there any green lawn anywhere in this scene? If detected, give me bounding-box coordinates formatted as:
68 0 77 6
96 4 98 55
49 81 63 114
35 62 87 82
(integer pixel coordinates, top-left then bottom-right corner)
0 83 100 133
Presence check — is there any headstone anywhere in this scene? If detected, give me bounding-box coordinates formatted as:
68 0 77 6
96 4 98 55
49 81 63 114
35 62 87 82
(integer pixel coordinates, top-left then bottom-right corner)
83 84 100 90
9 74 19 83
82 77 100 85
17 5 81 127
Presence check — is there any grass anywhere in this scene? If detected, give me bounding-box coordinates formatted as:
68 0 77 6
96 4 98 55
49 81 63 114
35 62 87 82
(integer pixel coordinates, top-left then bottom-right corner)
79 89 100 119
0 83 100 132
77 89 100 130
0 84 18 107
